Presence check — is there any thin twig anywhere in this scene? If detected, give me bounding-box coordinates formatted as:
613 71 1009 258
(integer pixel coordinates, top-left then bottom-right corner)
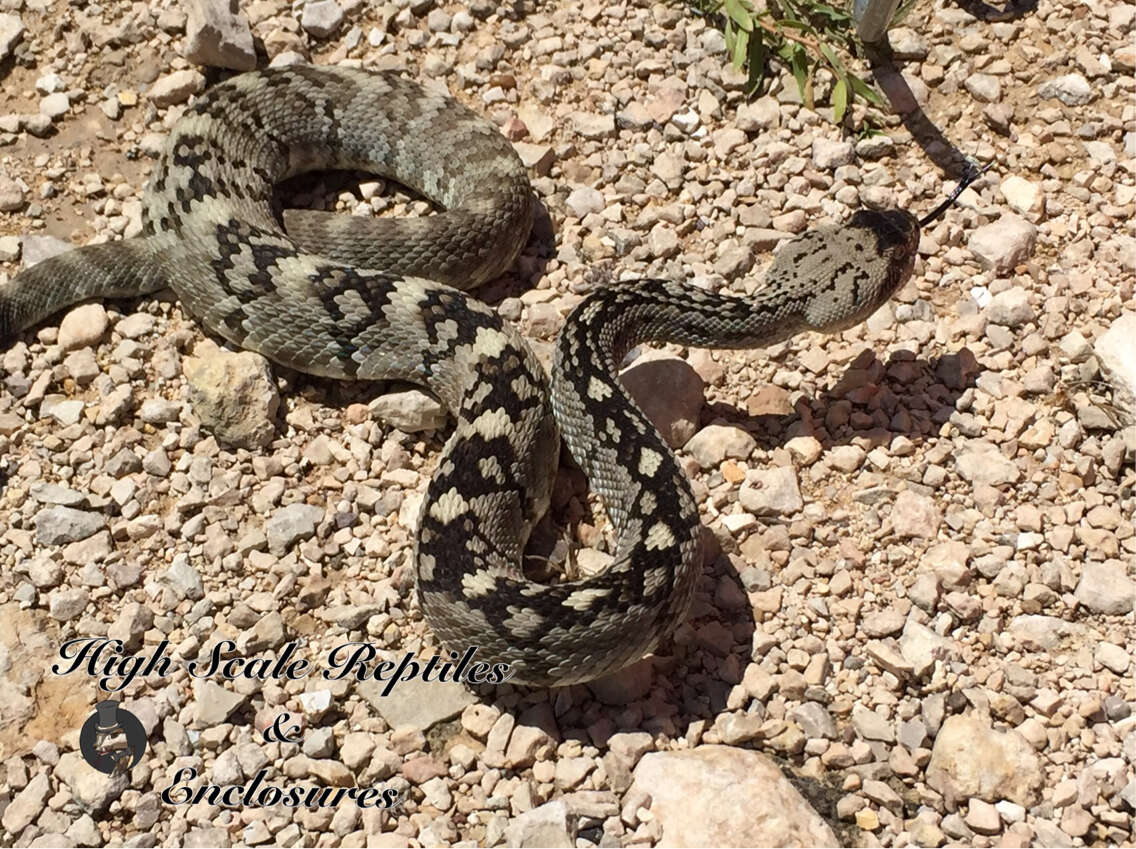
754 15 822 51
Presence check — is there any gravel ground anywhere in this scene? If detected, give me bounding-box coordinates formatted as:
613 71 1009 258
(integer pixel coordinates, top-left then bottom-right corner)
0 0 1134 847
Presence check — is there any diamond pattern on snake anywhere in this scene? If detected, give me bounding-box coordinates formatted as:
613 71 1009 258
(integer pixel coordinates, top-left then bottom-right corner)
0 65 926 686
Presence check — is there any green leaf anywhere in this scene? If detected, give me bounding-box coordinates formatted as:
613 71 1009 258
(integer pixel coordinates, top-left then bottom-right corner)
819 42 843 72
723 0 754 31
832 76 848 123
790 49 809 105
892 0 920 26
746 29 769 95
732 26 750 67
811 3 850 24
676 0 894 129
780 0 802 22
849 73 884 106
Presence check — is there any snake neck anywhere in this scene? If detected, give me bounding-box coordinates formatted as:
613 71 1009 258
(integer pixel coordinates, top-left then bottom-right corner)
566 278 811 367
551 277 813 533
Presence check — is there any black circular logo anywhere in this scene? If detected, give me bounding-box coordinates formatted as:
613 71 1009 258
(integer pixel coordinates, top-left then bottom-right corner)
79 701 147 775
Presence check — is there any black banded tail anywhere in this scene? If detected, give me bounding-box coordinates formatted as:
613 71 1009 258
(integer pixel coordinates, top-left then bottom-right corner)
0 237 166 344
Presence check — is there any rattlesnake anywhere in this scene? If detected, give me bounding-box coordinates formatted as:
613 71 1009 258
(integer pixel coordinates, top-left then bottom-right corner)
0 65 937 685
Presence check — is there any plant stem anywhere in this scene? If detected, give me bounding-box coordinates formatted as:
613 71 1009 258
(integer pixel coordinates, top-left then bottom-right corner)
754 16 822 52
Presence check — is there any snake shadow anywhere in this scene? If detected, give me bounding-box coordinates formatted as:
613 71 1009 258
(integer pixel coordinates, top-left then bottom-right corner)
866 0 1040 170
436 348 980 842
948 0 1038 21
465 539 762 753
704 347 978 454
866 55 978 177
462 347 980 733
466 346 978 724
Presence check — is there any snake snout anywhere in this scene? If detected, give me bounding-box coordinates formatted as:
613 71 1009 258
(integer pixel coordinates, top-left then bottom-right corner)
853 206 921 298
849 208 921 259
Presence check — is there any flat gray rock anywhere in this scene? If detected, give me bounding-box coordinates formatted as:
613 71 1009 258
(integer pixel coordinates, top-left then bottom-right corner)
266 502 325 555
504 800 576 848
356 657 477 731
34 505 104 545
192 679 247 727
739 466 803 516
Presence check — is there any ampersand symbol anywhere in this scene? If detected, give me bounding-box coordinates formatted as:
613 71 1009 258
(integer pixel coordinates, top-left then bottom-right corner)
263 712 302 744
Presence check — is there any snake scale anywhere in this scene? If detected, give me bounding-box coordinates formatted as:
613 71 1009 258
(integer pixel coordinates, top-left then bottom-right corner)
0 65 924 686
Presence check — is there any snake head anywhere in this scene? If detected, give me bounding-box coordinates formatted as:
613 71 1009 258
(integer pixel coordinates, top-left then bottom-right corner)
850 206 921 298
803 161 992 333
796 207 921 333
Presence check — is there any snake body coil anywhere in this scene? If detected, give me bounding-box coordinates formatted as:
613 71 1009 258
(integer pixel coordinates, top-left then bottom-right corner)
0 66 920 685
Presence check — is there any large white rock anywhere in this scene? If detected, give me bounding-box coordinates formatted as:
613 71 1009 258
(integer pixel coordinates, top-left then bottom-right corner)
891 489 941 539
1037 73 1094 105
301 0 344 39
1074 560 1135 615
684 424 756 468
926 713 1043 807
631 745 838 846
369 388 447 432
183 0 257 70
57 302 109 351
985 285 1036 327
183 339 280 448
55 752 128 814
0 12 23 62
148 69 206 107
1 772 50 834
955 440 1020 486
999 176 1043 219
968 216 1037 274
1095 312 1136 424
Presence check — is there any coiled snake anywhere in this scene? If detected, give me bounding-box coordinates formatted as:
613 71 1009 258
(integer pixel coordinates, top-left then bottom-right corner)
0 66 959 686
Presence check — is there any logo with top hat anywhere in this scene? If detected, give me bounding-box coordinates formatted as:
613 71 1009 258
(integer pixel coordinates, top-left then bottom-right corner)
79 700 147 775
